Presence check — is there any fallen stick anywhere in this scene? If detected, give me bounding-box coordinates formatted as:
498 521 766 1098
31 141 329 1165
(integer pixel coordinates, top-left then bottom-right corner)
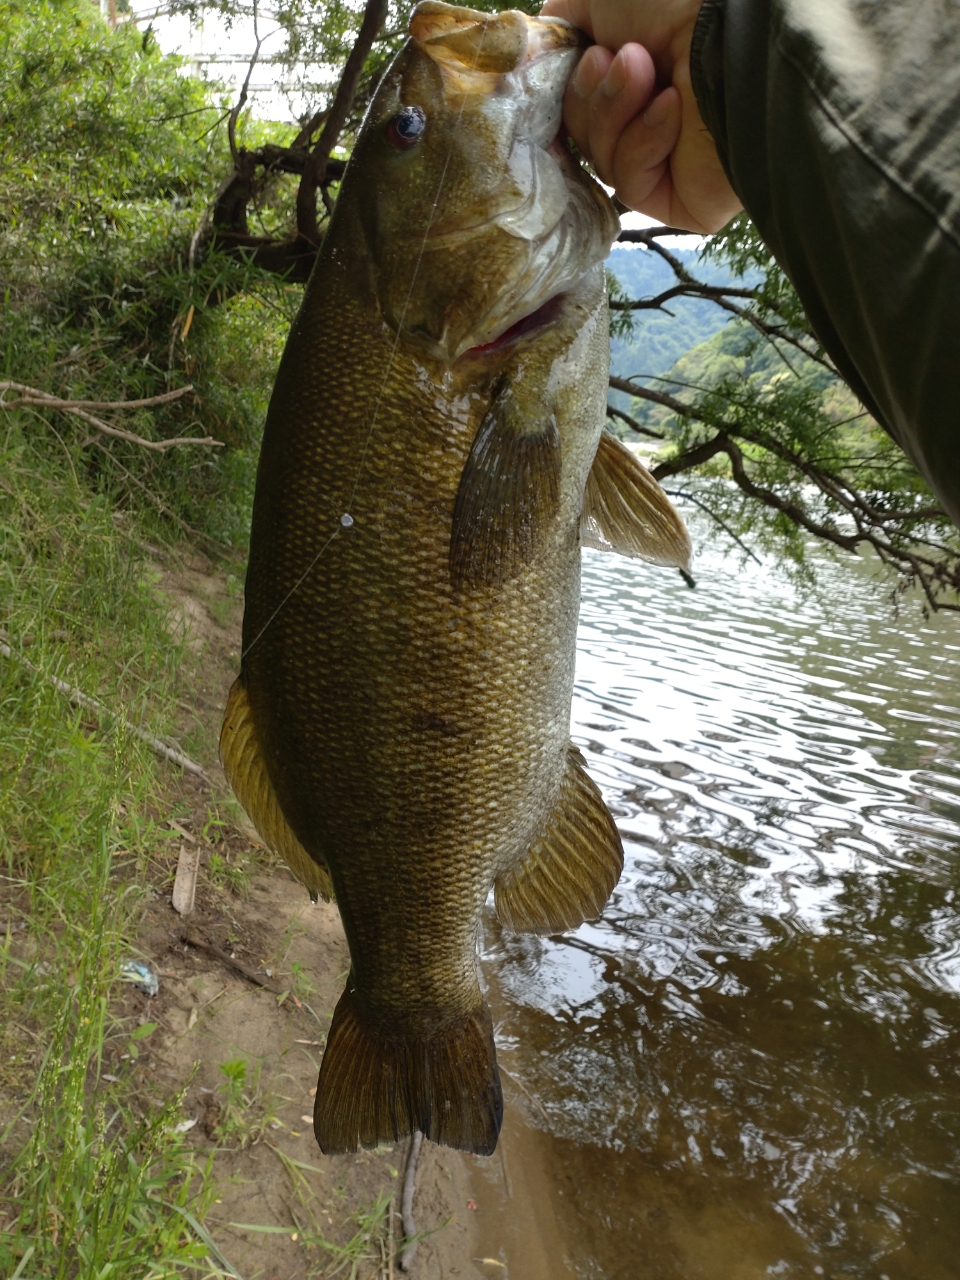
388 1197 395 1280
399 1130 424 1272
172 842 201 915
0 381 195 412
0 638 210 782
0 380 222 451
180 933 279 992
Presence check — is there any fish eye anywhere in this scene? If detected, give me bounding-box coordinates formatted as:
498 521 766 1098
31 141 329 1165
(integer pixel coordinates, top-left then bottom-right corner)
387 105 427 151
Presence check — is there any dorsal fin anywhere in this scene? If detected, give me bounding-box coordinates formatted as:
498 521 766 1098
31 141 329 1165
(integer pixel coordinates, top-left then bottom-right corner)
581 431 691 568
219 676 334 903
495 744 623 934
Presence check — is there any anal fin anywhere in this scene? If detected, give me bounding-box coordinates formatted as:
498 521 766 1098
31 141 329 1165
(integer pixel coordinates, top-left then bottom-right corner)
581 430 691 568
219 676 334 903
315 984 503 1156
495 744 623 934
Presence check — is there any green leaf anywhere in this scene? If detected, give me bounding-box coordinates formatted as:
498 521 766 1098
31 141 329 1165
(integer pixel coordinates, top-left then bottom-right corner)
130 1021 157 1040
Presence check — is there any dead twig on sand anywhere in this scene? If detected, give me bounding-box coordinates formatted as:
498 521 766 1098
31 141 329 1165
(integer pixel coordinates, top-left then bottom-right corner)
498 1064 550 1123
180 932 280 992
399 1130 424 1272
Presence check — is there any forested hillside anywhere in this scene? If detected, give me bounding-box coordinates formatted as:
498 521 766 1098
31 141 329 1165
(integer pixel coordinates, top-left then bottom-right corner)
606 243 747 386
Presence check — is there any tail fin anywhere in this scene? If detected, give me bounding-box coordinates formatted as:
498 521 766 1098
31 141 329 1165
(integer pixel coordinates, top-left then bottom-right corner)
314 985 502 1156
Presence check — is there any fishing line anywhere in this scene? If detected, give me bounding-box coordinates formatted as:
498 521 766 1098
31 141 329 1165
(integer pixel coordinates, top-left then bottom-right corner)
241 21 490 662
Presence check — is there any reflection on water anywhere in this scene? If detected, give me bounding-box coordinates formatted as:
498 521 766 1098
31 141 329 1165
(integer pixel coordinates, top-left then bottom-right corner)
482 522 960 1279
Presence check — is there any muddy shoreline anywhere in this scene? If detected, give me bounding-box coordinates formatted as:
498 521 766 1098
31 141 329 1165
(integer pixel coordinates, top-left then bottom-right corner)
131 858 570 1280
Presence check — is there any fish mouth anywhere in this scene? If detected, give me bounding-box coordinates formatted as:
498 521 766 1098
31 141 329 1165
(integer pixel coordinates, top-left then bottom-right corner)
410 2 584 97
461 291 567 357
382 3 618 364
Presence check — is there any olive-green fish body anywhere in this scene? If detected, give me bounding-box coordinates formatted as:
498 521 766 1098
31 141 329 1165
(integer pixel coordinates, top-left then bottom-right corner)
221 1 691 1157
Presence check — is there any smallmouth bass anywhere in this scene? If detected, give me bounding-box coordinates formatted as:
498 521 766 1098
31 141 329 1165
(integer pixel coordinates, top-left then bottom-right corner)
220 1 690 1157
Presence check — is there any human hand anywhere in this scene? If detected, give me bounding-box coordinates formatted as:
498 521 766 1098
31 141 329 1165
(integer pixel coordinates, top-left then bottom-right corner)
540 0 742 233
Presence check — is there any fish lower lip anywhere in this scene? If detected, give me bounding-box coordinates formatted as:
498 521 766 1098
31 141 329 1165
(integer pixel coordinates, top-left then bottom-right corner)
464 294 565 356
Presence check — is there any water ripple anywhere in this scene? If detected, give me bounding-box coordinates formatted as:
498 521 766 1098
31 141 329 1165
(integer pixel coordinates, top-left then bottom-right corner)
482 520 960 1278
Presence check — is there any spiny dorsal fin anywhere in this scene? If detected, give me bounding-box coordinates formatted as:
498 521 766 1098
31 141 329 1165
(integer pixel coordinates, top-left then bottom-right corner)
450 381 561 590
581 431 691 568
495 744 623 934
219 676 334 903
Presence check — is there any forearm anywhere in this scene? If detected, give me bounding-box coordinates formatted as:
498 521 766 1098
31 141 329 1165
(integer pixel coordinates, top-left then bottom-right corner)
691 0 960 527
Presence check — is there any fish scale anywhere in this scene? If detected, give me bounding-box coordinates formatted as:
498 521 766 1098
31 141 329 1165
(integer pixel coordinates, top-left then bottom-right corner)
220 0 691 1156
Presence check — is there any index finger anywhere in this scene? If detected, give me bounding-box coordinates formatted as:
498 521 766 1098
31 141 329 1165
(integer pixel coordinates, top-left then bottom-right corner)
540 0 595 39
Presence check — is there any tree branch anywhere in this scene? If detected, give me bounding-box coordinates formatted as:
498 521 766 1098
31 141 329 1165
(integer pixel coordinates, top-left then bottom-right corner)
0 382 221 451
0 637 210 782
613 228 833 370
662 487 762 564
650 433 731 479
609 282 757 312
228 0 265 167
296 0 389 246
609 376 694 420
605 403 665 440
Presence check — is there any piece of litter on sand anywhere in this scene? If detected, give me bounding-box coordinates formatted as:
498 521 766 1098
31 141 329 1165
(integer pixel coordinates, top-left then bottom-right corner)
171 841 201 915
295 1039 322 1046
300 1115 312 1124
472 1262 506 1269
101 1074 119 1083
118 958 159 997
170 1118 197 1134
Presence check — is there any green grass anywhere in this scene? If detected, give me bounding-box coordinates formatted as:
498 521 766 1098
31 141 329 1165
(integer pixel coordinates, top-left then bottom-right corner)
0 405 230 1273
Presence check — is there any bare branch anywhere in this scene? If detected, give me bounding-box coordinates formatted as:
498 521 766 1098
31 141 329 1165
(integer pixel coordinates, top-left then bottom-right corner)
0 637 210 782
609 376 695 420
0 382 222 451
613 228 833 371
297 0 389 246
609 282 757 312
228 0 265 167
650 433 731 479
605 403 665 440
662 487 762 564
616 228 701 244
0 382 195 412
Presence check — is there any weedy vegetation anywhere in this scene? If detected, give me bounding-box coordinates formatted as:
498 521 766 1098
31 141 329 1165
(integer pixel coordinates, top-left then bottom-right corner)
0 0 290 1272
3 0 955 1271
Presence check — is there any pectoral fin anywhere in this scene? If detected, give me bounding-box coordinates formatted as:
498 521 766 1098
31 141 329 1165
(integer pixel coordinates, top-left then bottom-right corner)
495 744 623 934
219 676 334 903
450 382 561 590
581 431 691 568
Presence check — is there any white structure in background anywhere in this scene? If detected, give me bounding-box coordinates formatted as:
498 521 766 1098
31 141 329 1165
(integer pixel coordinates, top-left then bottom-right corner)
109 1 297 120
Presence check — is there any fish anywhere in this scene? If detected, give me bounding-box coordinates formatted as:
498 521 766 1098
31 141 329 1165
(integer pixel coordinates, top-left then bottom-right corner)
219 0 691 1157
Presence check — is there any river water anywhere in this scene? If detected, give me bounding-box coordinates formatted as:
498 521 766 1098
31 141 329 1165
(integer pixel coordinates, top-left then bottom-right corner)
475 512 960 1280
